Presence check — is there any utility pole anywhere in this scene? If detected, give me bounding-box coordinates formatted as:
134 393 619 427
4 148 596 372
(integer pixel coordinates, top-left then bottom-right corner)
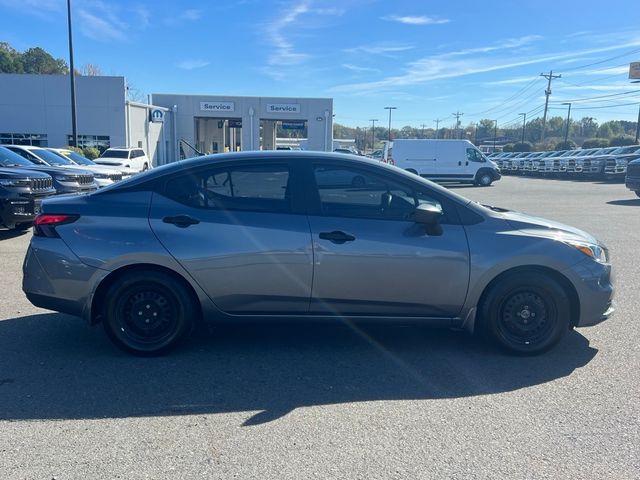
540 70 561 142
492 120 498 151
452 111 464 139
433 118 443 139
562 103 572 145
369 119 378 152
519 112 527 143
67 0 78 147
384 106 396 143
635 104 640 144
420 124 427 138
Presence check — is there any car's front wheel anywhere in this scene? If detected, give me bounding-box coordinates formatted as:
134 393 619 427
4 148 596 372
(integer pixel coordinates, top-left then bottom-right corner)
479 272 570 355
102 270 195 355
475 170 493 187
635 190 640 198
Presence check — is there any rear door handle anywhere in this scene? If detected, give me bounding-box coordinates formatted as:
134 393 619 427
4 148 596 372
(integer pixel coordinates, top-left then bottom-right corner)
319 231 356 244
163 215 200 227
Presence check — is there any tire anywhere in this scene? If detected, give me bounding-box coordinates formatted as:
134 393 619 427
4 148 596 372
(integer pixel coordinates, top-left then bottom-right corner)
12 222 32 231
478 272 570 355
636 191 640 198
475 171 493 187
102 270 196 355
142 163 149 171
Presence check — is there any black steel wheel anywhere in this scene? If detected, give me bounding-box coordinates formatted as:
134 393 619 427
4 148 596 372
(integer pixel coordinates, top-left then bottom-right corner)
102 270 195 355
478 271 570 355
636 191 640 198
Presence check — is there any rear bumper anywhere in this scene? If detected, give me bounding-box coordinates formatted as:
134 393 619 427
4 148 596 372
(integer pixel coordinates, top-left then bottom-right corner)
22 238 107 320
0 196 45 228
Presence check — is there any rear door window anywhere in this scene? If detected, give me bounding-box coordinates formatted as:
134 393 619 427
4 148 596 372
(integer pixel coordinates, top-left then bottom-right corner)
165 164 292 213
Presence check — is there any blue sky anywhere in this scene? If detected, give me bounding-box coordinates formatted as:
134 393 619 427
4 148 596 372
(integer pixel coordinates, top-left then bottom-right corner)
2 0 640 129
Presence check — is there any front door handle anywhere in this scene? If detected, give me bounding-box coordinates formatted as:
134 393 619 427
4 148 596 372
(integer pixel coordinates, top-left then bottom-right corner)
319 231 356 244
163 215 200 228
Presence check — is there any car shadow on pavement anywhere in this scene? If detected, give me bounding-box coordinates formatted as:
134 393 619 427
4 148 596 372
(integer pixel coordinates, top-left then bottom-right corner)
0 313 597 426
607 199 640 206
0 229 29 241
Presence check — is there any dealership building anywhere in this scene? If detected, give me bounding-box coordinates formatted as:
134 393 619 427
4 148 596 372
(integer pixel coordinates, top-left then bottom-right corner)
0 74 334 166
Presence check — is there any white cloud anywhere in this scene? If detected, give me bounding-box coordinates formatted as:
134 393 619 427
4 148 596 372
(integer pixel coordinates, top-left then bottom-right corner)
344 43 415 55
485 75 538 86
176 59 210 70
331 38 640 96
266 2 311 66
180 9 201 21
382 15 449 25
77 9 127 42
581 66 630 75
341 63 380 73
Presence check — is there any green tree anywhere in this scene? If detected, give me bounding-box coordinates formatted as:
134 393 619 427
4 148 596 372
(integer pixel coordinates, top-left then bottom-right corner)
82 147 100 160
597 123 613 138
582 138 609 148
579 117 598 138
555 140 577 150
502 144 514 152
20 47 68 74
513 142 533 152
609 135 636 147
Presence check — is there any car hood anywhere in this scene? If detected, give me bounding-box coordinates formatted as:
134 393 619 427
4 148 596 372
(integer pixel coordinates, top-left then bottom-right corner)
94 158 126 166
489 208 600 245
0 167 51 179
19 165 94 177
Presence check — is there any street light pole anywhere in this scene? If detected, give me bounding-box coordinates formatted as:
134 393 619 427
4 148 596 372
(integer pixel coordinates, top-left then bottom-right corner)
519 112 527 143
369 119 378 152
635 104 640 144
66 0 78 148
562 102 572 145
492 120 498 151
384 107 396 143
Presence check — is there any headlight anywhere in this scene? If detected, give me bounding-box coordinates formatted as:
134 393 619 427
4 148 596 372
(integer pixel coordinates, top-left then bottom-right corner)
0 178 30 187
55 175 77 182
564 240 608 263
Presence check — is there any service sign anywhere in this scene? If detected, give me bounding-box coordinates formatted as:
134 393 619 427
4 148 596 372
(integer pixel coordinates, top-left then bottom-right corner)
150 109 164 123
266 103 300 114
200 101 235 112
629 62 640 80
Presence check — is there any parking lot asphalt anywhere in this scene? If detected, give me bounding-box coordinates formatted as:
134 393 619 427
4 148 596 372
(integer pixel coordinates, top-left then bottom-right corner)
1 176 639 479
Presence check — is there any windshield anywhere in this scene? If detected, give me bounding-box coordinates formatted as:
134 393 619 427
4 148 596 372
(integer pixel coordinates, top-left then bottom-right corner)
30 148 74 166
0 146 35 167
101 150 129 159
60 150 96 166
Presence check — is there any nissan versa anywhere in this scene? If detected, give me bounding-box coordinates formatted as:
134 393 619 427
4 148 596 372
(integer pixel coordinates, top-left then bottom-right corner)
22 152 613 355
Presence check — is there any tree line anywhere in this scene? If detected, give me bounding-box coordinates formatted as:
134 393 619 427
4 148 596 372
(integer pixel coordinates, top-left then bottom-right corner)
335 115 639 152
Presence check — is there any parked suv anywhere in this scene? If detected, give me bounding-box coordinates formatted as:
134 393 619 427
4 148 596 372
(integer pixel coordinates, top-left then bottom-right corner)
94 148 150 172
0 167 55 230
625 158 640 197
1 146 98 195
50 148 137 180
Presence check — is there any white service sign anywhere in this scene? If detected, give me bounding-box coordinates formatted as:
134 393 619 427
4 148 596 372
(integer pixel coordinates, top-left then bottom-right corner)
200 101 235 112
266 103 300 114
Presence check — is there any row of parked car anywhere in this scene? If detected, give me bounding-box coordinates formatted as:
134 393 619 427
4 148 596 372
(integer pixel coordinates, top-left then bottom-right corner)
0 146 148 231
487 145 640 180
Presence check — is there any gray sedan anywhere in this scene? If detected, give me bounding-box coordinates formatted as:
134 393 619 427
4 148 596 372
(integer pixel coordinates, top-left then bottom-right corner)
22 151 613 355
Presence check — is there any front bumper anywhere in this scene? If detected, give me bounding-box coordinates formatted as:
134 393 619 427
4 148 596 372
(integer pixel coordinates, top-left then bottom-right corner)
625 175 640 192
567 257 614 327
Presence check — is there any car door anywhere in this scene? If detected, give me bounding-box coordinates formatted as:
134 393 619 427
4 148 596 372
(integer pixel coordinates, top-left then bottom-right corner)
305 162 470 318
149 160 314 314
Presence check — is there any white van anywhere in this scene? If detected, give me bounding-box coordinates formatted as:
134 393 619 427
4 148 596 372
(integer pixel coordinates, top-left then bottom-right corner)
383 139 501 186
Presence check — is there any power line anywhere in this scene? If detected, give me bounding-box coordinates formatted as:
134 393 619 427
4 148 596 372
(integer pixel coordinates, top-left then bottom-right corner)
561 46 640 72
550 101 640 111
550 90 640 103
466 77 541 117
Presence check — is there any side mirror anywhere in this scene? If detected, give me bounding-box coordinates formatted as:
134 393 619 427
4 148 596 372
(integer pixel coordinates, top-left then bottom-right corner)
414 203 443 225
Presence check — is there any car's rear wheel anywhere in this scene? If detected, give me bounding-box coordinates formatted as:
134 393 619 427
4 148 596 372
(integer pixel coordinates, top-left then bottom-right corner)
478 272 570 355
12 222 32 231
142 163 149 171
102 270 195 355
635 191 640 198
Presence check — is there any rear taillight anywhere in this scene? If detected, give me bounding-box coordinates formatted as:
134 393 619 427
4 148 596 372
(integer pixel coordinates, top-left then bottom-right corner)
34 214 79 238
